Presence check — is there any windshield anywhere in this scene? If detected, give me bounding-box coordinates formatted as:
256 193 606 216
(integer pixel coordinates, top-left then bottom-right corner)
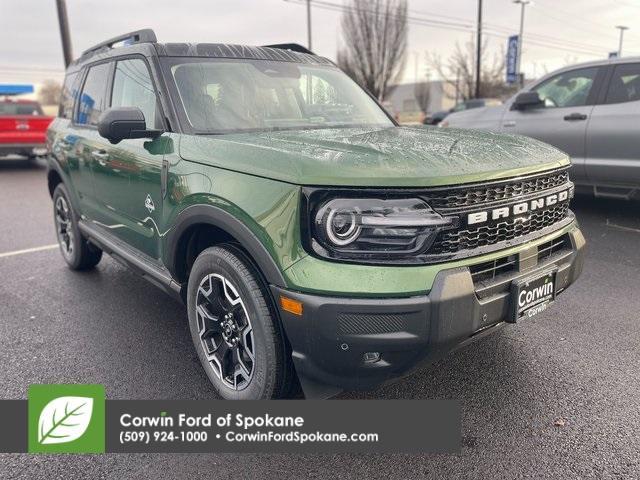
165 58 393 133
0 101 43 116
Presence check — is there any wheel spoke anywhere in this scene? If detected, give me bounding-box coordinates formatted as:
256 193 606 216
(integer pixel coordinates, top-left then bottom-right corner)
212 341 232 379
236 346 252 376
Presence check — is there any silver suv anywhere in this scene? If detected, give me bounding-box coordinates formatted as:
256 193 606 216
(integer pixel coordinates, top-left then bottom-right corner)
443 58 640 200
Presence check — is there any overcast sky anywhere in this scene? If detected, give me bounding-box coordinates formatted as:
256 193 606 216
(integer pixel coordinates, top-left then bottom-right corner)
2 0 640 85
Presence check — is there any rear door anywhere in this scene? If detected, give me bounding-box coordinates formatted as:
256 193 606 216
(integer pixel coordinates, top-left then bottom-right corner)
501 66 605 184
50 71 87 209
72 61 113 220
585 62 640 187
91 56 165 259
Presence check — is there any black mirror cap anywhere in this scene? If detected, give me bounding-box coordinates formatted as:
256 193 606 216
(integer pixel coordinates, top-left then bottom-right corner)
98 107 162 144
511 92 544 111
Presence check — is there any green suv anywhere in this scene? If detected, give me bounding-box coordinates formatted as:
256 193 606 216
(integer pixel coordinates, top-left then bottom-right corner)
46 30 585 399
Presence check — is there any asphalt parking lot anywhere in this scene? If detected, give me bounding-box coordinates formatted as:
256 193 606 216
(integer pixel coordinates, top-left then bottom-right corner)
0 158 639 479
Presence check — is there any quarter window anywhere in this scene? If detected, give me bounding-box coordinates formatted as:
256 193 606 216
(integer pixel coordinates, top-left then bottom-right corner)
76 63 110 126
111 58 159 129
533 67 599 108
604 63 640 104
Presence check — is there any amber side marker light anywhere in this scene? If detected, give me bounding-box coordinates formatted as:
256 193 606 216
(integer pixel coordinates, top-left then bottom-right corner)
280 296 303 316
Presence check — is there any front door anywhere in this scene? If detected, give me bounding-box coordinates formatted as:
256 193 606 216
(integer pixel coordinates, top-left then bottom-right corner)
91 57 166 259
501 66 603 184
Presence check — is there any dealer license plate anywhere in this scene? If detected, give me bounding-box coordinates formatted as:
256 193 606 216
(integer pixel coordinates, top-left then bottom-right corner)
511 270 557 321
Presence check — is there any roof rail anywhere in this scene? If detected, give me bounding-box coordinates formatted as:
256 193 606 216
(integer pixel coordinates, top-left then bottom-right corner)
262 43 314 55
81 29 157 57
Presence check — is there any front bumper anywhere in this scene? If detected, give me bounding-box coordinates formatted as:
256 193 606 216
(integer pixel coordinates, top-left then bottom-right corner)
273 227 585 396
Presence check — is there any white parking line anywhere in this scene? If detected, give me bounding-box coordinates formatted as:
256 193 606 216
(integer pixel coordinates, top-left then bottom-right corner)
0 244 59 259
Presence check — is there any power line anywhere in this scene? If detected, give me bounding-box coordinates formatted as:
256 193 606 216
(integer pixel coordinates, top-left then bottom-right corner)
286 0 616 57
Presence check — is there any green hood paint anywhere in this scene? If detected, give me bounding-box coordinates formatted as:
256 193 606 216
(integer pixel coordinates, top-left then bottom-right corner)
179 126 570 187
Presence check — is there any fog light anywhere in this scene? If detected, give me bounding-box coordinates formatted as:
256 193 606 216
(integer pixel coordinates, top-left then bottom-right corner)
363 352 381 363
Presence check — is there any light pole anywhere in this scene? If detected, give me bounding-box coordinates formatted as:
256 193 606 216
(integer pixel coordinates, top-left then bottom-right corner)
55 0 73 67
306 0 312 51
616 25 629 57
475 0 482 99
513 0 531 87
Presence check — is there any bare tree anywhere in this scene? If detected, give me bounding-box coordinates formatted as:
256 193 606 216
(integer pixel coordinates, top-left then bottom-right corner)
38 79 62 106
414 81 432 114
337 0 408 101
429 40 516 101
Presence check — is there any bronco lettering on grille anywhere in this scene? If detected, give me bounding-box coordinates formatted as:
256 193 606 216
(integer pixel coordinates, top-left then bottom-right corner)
467 188 572 226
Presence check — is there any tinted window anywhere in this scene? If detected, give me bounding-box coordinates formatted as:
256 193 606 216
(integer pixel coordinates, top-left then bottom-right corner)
605 63 640 104
111 58 158 129
59 72 79 119
0 102 43 116
534 67 599 108
76 63 110 126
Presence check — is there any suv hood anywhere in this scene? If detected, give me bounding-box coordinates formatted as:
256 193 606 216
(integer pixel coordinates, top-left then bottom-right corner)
179 126 569 187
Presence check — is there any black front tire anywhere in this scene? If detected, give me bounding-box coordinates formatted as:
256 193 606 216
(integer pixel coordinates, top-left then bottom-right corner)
52 183 103 270
187 245 295 399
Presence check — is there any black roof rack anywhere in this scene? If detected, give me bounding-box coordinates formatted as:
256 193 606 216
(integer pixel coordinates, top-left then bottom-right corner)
262 43 314 55
81 28 157 57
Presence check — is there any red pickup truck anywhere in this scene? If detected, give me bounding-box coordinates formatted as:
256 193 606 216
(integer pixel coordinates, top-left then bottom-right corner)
0 99 53 160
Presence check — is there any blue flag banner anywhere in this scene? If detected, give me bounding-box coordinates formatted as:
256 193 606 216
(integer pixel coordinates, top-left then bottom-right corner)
506 35 519 84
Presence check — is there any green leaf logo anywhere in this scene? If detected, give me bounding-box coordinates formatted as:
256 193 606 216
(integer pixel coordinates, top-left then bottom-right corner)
37 396 94 445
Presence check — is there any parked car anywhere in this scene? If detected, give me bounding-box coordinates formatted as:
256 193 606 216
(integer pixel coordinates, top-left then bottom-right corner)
443 58 640 199
47 29 584 400
0 99 53 160
424 98 501 125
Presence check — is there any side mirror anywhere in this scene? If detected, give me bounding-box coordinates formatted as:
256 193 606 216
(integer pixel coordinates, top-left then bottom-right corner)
98 107 162 144
511 92 544 111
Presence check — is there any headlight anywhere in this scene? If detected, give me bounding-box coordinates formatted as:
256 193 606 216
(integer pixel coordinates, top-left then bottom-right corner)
309 197 458 263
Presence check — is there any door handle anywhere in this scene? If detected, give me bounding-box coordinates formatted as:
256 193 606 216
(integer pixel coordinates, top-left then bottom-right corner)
563 113 587 121
91 149 110 166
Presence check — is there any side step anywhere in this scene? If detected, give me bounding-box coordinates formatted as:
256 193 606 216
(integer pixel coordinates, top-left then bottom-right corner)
78 220 183 303
593 185 638 201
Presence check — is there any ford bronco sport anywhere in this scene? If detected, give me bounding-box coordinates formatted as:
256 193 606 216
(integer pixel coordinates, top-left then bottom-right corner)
46 30 585 399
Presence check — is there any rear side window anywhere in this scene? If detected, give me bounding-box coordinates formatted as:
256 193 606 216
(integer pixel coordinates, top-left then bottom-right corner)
110 58 158 129
59 72 79 119
605 63 640 104
76 63 110 126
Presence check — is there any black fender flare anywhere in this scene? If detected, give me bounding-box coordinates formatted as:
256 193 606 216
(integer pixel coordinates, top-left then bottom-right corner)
46 155 83 212
164 204 288 288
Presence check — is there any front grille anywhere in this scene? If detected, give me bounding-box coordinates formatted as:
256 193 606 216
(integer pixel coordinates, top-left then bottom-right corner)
537 234 570 263
424 169 569 210
432 203 570 255
470 254 518 284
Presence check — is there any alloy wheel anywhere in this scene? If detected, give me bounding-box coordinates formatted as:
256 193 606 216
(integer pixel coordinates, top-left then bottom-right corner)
54 195 74 259
195 273 255 390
